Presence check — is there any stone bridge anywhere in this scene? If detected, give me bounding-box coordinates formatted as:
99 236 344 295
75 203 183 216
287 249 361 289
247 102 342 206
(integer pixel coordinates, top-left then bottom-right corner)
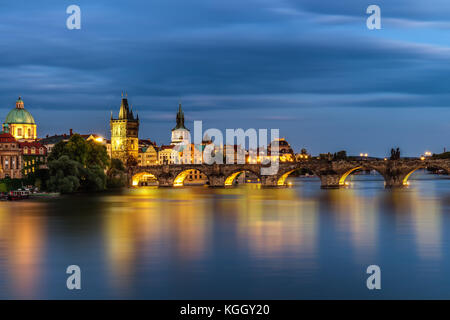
128 159 450 189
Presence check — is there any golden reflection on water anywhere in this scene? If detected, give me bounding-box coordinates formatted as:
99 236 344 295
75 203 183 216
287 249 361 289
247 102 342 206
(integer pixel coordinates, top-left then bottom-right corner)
388 188 442 260
325 189 378 262
102 187 212 291
233 188 318 269
0 202 46 298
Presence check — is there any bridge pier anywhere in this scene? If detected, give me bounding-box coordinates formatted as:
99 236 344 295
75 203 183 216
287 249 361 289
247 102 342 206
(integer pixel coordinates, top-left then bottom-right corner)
260 175 279 187
319 174 341 189
384 175 407 188
209 175 225 187
158 175 175 187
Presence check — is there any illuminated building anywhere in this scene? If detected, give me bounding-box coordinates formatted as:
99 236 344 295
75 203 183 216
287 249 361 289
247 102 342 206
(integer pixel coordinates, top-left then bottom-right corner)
269 138 295 162
80 134 106 144
110 95 139 165
3 97 37 141
159 145 180 164
38 131 72 154
184 170 208 185
138 144 158 166
0 133 22 178
20 141 47 176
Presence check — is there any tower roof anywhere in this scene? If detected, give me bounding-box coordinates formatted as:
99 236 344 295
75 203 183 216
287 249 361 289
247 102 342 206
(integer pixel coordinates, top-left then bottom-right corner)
172 102 189 131
114 94 138 121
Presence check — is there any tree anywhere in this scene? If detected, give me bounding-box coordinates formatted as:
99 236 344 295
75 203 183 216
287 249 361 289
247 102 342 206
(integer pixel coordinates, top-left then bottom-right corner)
47 141 66 162
126 154 138 167
46 134 109 193
86 140 109 169
47 156 82 193
107 158 127 188
48 134 109 169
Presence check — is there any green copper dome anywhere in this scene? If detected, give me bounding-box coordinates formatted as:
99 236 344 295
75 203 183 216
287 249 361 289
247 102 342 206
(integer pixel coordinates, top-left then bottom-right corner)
4 97 35 125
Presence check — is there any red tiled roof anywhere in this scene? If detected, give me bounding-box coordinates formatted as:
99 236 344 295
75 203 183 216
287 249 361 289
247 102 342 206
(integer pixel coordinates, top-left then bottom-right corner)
19 141 47 155
0 133 17 143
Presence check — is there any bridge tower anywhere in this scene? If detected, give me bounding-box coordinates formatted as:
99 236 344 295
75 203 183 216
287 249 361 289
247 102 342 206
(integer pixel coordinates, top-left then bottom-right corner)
110 93 139 166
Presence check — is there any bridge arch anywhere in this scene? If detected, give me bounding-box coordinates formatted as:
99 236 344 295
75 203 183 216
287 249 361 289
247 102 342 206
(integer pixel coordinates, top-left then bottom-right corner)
339 166 363 186
173 168 210 187
277 167 318 186
131 172 159 187
224 169 261 186
401 163 448 186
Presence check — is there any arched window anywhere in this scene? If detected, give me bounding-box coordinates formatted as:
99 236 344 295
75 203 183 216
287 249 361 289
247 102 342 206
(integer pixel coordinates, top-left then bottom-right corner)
17 128 22 136
28 128 32 137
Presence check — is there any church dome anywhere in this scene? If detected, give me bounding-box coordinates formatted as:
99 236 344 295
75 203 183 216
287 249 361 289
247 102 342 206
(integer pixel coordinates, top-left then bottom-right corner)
5 97 35 125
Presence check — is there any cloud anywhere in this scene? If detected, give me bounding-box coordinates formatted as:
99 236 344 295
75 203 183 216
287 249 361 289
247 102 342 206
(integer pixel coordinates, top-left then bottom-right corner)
0 0 448 154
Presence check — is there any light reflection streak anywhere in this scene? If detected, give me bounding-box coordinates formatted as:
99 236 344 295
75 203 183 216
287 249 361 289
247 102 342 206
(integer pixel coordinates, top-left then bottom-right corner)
0 203 45 298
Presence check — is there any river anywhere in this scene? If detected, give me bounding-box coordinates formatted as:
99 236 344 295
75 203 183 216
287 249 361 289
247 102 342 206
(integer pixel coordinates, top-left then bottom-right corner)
0 170 449 299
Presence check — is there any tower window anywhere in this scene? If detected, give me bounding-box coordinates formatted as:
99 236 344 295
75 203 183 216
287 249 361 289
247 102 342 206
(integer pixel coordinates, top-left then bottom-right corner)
17 128 22 136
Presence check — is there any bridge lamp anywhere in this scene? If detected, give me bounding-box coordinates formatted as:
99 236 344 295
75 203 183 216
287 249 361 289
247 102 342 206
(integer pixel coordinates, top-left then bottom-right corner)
364 153 368 157
384 158 387 161
360 153 363 157
420 156 425 161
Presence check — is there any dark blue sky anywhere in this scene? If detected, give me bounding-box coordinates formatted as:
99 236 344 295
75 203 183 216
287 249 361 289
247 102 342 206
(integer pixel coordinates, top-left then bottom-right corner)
0 0 449 156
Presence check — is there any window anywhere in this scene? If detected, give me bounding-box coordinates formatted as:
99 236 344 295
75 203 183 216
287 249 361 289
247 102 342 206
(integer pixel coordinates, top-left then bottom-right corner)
17 128 22 136
28 128 31 137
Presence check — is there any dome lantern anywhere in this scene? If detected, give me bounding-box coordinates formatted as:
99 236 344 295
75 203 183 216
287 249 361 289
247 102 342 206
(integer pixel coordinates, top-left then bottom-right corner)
16 97 24 109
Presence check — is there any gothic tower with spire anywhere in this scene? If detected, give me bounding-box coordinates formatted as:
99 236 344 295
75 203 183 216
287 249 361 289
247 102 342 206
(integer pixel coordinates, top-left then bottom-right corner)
171 102 190 145
110 94 139 165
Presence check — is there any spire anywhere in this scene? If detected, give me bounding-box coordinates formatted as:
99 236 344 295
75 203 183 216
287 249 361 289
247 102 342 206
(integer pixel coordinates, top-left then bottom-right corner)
172 101 188 131
116 93 138 121
118 97 128 119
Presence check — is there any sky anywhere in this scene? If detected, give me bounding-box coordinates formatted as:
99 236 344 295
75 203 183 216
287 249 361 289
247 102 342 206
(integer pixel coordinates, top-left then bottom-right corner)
0 0 449 157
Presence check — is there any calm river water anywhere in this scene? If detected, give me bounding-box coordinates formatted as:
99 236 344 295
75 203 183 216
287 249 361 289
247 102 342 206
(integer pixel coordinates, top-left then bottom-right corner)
0 170 450 299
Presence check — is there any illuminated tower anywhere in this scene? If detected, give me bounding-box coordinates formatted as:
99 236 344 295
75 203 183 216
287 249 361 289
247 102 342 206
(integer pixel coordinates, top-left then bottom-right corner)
171 103 190 145
110 94 139 165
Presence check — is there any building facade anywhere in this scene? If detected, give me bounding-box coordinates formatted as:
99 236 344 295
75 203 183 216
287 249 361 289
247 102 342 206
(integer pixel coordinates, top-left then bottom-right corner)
138 144 158 166
3 97 37 141
110 95 139 165
20 141 47 176
0 133 22 179
159 145 180 164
